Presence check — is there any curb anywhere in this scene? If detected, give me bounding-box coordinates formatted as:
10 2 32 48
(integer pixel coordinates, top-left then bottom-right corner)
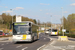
68 40 75 43
0 39 8 41
68 37 75 43
68 37 75 39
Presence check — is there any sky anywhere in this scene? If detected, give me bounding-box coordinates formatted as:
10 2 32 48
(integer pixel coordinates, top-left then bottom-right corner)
0 0 75 24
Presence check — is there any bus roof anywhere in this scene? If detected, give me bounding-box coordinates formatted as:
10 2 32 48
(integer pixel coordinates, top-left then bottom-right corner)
13 21 39 26
13 21 33 23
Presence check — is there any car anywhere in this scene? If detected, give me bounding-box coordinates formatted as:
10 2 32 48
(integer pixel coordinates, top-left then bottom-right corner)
45 29 50 35
0 31 5 36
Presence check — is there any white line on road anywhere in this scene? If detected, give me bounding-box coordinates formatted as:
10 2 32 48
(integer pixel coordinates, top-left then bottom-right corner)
37 44 46 50
50 38 53 41
62 49 65 50
0 48 3 50
16 45 22 48
50 41 56 45
1 44 4 46
44 38 46 40
22 47 28 50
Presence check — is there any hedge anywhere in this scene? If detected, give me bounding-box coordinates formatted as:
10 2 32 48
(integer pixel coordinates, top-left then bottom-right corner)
58 33 75 38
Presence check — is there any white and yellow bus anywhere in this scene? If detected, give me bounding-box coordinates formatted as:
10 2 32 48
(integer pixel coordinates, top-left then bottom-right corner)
12 21 39 43
49 29 58 36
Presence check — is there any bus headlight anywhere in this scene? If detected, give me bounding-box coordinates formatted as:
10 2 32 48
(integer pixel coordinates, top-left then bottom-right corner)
26 35 31 39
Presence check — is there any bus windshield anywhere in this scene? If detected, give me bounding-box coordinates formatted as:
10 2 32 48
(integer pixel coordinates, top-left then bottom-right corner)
52 29 57 32
47 29 57 32
13 25 30 35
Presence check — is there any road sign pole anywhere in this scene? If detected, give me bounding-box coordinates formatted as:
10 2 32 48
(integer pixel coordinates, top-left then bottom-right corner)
61 7 64 36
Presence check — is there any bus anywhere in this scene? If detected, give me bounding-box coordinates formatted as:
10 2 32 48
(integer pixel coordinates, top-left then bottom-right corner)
0 30 5 36
49 29 58 36
12 21 39 43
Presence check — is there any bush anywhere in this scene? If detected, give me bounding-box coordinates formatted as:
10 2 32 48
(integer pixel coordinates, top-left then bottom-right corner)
58 32 75 38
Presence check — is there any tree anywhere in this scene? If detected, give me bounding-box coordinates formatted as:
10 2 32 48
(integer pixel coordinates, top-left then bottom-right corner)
1 13 37 29
46 22 51 27
63 13 75 34
33 19 37 24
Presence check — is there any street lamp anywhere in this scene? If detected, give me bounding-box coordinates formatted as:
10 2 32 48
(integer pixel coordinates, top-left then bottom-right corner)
61 7 64 36
10 9 13 35
51 15 52 34
10 9 13 24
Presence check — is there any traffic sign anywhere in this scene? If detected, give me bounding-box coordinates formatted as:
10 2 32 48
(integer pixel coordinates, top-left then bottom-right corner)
62 29 66 32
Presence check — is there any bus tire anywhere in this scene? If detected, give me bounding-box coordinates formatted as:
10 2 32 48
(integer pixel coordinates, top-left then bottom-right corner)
31 37 34 42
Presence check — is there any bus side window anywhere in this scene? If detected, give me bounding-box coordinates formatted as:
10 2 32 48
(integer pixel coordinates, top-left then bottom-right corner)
29 23 31 26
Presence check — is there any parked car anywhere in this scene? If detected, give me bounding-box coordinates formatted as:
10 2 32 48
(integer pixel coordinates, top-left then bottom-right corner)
45 29 50 35
0 31 5 36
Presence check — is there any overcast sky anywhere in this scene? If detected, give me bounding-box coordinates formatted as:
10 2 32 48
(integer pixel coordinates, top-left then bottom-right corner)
0 0 75 24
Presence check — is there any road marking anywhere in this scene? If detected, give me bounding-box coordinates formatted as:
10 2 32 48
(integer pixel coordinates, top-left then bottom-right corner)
50 41 56 45
16 45 22 48
1 44 4 46
22 47 28 50
44 38 46 40
0 48 3 50
50 38 53 41
50 45 64 50
62 49 65 50
37 44 46 50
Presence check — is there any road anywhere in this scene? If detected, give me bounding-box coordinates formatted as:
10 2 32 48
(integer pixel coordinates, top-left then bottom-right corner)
0 33 75 50
0 33 50 50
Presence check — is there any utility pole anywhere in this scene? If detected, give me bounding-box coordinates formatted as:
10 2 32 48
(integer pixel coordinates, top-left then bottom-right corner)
10 9 13 24
61 7 64 36
10 9 13 35
51 15 52 33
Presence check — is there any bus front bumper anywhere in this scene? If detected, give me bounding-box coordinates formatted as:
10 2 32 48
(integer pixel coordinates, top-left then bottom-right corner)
13 39 32 42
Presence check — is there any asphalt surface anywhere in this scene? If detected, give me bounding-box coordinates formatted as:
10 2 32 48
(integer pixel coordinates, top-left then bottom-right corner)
42 35 75 50
0 34 75 50
0 33 50 50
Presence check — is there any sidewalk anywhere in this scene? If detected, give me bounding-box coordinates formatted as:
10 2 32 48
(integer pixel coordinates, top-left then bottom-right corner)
41 40 75 50
0 37 9 41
